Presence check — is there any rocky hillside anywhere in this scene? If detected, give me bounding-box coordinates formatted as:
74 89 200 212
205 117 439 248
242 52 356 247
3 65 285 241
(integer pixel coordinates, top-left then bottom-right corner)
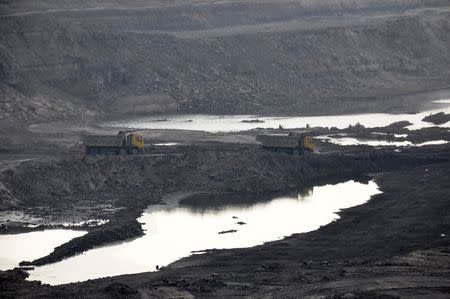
1 0 450 123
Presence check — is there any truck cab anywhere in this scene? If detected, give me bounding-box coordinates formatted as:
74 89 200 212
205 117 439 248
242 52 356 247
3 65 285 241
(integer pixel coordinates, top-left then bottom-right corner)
120 131 145 151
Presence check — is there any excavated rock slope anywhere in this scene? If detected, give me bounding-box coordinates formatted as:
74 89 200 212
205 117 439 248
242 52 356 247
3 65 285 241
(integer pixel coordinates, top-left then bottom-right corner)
1 0 450 123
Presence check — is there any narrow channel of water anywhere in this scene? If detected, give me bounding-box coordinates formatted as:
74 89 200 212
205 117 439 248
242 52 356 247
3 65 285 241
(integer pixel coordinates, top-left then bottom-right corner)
25 180 380 285
102 100 450 132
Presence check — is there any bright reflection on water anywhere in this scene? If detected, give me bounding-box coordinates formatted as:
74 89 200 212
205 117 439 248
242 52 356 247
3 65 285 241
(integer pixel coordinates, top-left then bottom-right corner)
28 180 380 285
102 100 450 132
317 136 448 147
153 143 180 146
0 230 86 270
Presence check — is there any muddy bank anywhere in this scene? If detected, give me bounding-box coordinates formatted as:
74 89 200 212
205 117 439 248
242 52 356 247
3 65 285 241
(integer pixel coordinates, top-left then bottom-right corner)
303 120 450 145
154 162 450 298
1 160 449 298
2 142 448 213
1 140 449 267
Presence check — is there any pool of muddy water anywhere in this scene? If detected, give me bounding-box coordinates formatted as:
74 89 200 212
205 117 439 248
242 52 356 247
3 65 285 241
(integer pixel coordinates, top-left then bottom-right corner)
2 180 382 285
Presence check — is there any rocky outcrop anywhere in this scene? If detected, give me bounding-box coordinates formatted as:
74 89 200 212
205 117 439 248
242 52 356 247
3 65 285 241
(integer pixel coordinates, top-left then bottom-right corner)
1 0 450 122
0 82 93 124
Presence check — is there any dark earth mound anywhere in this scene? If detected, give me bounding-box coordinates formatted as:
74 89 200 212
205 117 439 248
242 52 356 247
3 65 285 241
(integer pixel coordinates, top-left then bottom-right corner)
422 112 450 125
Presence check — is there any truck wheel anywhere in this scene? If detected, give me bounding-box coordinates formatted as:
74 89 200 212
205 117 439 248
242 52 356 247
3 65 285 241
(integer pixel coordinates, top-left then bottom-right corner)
131 148 138 155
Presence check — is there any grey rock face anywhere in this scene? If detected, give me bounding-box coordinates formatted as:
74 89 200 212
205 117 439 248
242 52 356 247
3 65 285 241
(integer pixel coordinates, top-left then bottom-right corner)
1 0 450 123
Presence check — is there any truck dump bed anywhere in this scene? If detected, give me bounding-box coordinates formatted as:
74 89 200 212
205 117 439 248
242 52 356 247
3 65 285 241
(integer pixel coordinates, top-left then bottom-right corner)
81 135 125 147
256 134 301 148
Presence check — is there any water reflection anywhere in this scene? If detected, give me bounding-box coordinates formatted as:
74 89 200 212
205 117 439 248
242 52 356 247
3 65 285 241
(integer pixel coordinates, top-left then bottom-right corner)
434 99 450 104
0 230 86 270
317 136 448 147
102 100 450 132
27 180 380 285
153 143 179 146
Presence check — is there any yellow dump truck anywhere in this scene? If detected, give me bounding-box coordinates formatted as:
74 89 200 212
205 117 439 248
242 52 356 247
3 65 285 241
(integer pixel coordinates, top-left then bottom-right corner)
82 131 144 155
256 133 314 155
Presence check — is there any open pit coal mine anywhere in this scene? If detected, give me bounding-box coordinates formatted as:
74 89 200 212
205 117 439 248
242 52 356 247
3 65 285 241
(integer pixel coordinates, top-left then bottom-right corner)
1 0 450 298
